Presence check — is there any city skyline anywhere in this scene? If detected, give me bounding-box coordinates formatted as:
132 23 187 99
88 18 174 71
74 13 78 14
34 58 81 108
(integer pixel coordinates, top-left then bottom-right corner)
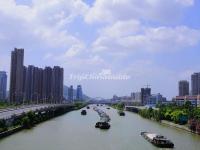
0 0 200 99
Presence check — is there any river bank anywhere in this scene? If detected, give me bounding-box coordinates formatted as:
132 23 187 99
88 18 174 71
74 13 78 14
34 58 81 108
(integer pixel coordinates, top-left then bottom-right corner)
160 120 191 132
126 107 200 135
0 126 23 139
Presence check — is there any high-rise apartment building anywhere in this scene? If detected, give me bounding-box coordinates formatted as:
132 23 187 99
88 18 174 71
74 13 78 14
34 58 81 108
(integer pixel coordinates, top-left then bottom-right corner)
24 66 63 104
9 48 24 104
76 85 83 100
191 73 200 95
42 67 53 103
134 92 141 102
179 80 189 96
131 92 135 100
25 65 34 102
23 66 27 100
32 67 43 103
141 88 151 105
0 71 7 101
68 85 73 101
52 66 64 103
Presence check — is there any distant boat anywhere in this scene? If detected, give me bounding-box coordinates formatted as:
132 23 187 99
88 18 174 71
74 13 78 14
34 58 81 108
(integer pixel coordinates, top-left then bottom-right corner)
99 122 110 129
118 111 125 116
95 121 110 129
106 107 110 109
95 122 101 128
81 110 87 115
141 132 174 148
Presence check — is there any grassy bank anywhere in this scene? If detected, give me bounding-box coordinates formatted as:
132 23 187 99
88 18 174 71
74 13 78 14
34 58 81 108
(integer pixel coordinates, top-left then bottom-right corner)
73 102 88 110
111 103 125 111
138 102 200 134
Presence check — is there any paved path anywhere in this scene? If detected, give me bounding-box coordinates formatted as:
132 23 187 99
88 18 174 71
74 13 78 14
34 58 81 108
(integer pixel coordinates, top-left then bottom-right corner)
0 104 64 120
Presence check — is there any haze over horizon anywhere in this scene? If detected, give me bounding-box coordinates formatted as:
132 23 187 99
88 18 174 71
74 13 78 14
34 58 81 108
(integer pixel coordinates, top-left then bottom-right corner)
0 0 200 99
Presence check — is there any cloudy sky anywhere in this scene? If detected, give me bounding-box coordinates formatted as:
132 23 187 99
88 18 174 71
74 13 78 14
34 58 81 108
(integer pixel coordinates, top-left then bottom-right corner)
0 0 200 99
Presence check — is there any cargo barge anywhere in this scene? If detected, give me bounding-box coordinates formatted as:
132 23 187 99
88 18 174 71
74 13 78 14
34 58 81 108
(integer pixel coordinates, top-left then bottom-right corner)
141 132 174 148
81 110 87 115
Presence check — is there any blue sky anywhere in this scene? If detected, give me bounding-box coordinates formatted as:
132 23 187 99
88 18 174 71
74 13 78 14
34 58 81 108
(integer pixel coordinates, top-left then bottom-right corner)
0 0 200 99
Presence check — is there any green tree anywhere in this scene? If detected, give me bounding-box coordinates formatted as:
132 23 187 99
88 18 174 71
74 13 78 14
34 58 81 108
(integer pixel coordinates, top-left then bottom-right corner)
21 116 31 129
0 119 7 132
27 111 36 125
116 103 125 111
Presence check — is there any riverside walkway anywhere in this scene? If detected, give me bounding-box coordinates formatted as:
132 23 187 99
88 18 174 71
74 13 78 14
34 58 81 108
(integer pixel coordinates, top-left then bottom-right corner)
0 104 72 120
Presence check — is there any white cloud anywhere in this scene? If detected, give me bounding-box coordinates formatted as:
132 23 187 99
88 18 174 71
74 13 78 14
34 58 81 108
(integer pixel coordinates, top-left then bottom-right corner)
92 20 200 53
88 55 105 65
32 0 88 28
123 26 200 53
100 20 141 38
43 53 53 60
0 0 88 52
64 44 84 58
176 0 194 6
0 0 34 21
85 0 194 24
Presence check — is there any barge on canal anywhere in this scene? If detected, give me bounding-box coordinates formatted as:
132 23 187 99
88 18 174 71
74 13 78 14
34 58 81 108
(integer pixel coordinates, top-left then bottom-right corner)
81 110 87 115
93 107 111 130
141 132 174 148
95 121 110 129
118 111 125 116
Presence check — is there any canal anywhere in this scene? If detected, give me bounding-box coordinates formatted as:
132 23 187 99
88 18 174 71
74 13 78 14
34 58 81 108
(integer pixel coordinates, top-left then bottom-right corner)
0 105 200 150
